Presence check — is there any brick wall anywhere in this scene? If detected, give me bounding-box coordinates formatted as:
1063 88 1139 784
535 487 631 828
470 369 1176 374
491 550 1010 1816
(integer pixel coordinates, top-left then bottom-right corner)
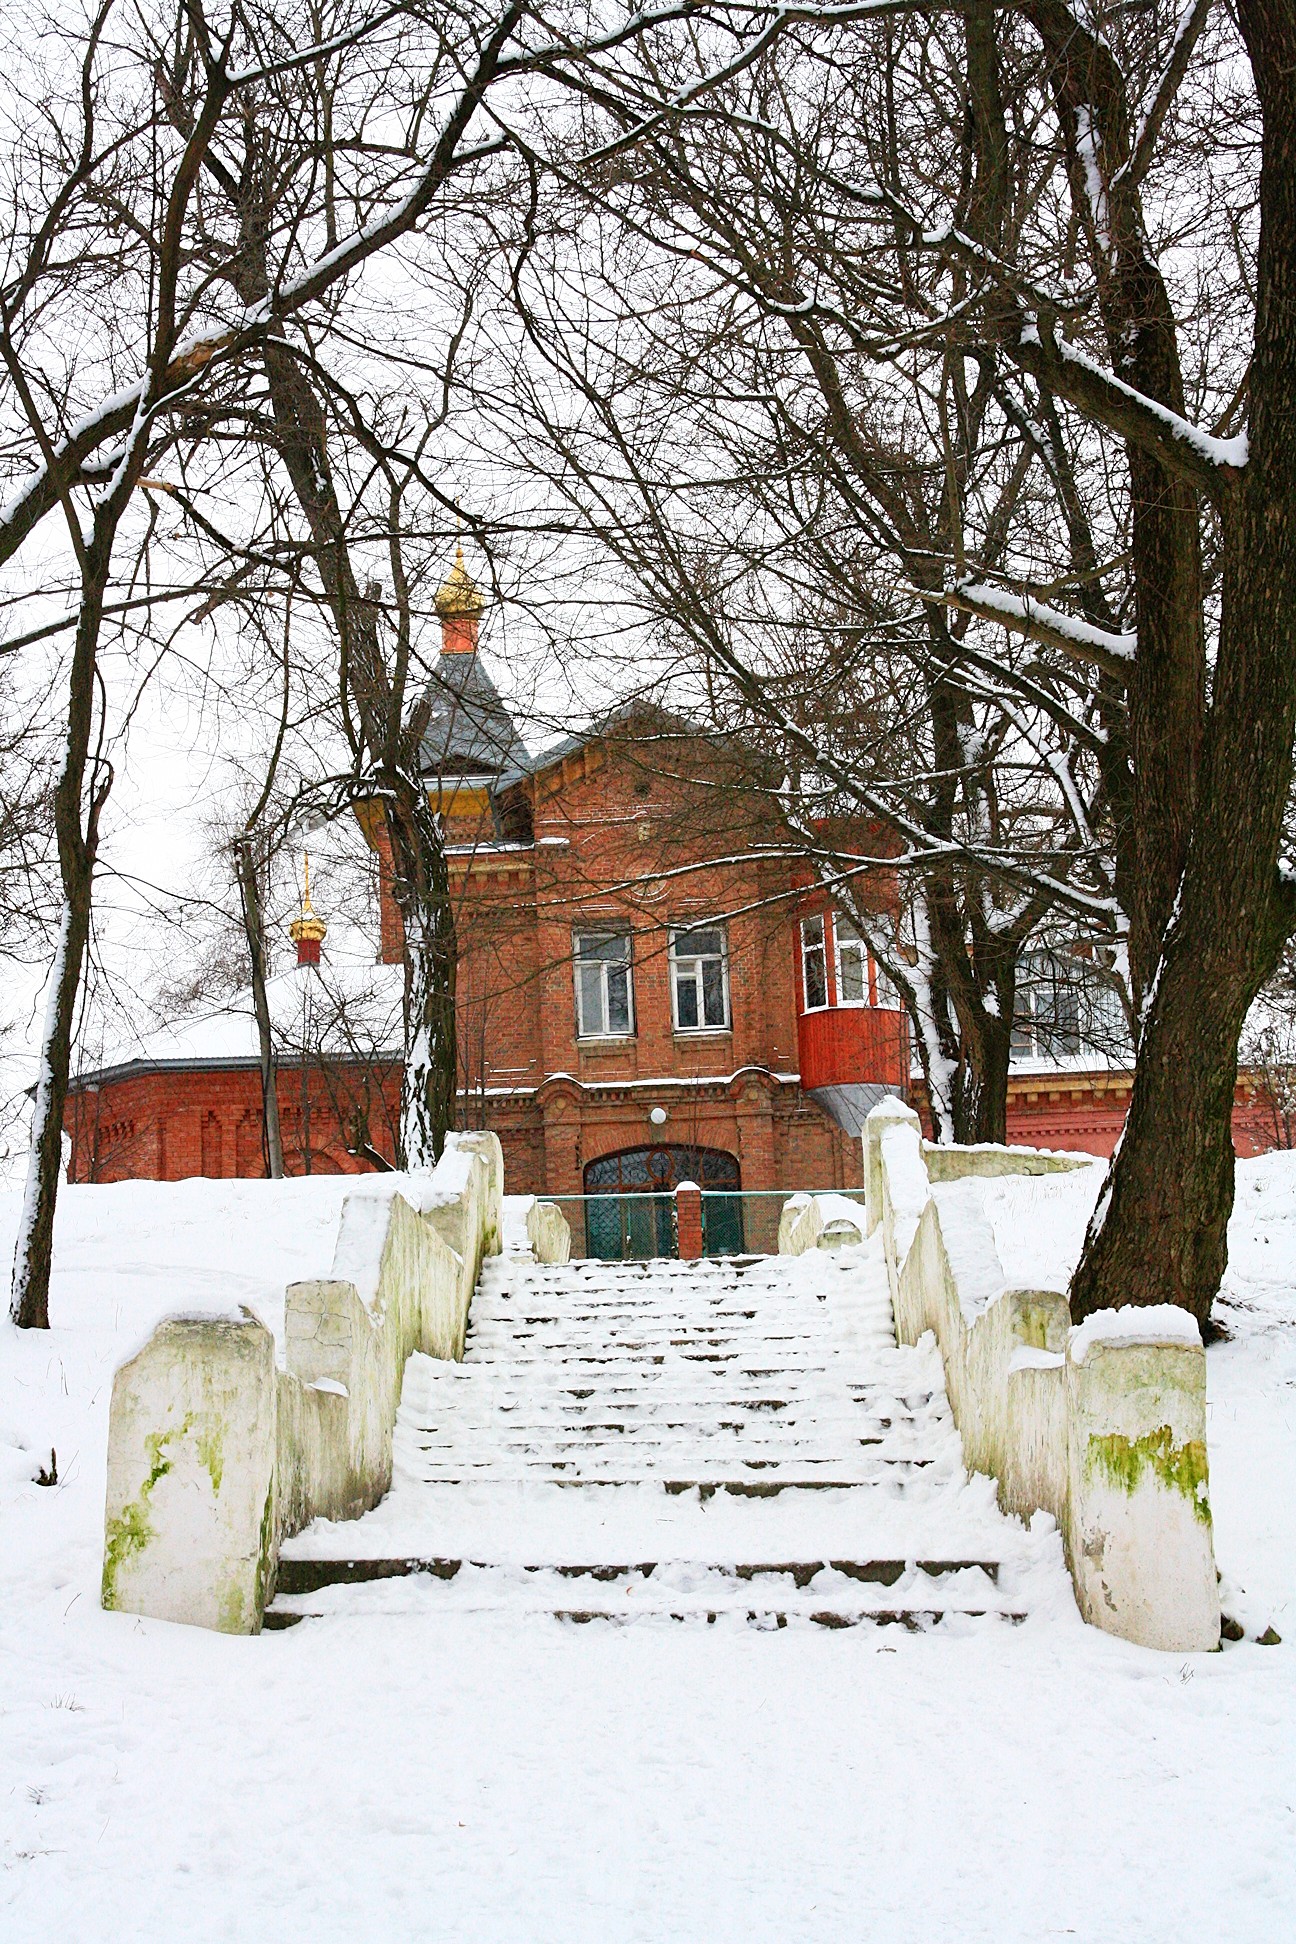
1004 1073 1279 1160
74 711 1286 1198
66 1063 398 1184
67 727 888 1195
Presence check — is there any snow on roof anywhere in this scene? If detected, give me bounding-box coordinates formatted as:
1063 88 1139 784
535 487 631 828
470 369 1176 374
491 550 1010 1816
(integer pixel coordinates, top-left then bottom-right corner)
75 950 404 1082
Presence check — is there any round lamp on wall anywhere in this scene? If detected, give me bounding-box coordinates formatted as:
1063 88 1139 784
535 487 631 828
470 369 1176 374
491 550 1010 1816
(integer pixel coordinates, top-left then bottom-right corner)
648 1106 668 1127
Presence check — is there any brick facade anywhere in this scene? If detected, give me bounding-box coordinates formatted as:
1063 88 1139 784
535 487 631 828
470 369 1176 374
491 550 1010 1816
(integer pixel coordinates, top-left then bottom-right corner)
1003 1071 1276 1160
66 710 908 1204
67 1060 399 1184
65 580 1283 1201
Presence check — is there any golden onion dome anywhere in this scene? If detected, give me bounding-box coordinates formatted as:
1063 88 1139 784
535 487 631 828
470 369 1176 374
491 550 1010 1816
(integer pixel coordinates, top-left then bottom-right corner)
289 852 327 945
433 543 485 620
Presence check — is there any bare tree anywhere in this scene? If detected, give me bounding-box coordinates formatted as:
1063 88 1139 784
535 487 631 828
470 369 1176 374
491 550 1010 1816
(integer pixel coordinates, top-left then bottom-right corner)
2 0 791 1314
481 15 1123 1140
9 0 1292 1337
479 0 1295 1328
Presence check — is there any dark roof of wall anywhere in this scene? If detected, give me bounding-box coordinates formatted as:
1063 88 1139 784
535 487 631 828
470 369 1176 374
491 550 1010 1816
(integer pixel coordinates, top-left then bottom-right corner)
417 652 530 781
495 698 703 791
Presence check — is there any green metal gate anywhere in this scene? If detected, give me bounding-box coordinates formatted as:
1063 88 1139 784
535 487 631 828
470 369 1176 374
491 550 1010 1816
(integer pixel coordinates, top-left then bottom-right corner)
582 1146 744 1260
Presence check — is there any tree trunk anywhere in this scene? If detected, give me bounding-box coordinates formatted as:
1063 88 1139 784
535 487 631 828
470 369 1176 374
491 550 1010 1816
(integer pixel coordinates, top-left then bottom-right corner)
956 1004 1014 1146
234 835 285 1178
922 845 1019 1145
215 155 461 1172
255 337 458 1167
389 779 458 1169
10 515 113 1328
1023 0 1207 1015
1071 0 1296 1328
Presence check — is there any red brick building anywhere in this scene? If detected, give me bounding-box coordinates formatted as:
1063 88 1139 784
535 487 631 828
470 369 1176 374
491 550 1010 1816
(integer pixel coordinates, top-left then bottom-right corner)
66 555 913 1244
65 554 1276 1226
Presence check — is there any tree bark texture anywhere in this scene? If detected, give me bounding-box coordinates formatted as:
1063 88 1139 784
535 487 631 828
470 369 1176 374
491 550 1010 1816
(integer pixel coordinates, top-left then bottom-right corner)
1070 0 1296 1329
234 835 285 1178
1022 0 1206 1015
10 512 113 1327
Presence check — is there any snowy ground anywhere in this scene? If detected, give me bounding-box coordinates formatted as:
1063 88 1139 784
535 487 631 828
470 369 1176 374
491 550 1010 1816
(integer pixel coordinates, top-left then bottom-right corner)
1 1166 1294 1941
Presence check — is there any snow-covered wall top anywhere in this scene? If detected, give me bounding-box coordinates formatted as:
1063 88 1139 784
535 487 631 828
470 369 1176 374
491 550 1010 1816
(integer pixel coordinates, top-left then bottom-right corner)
868 1100 1220 1653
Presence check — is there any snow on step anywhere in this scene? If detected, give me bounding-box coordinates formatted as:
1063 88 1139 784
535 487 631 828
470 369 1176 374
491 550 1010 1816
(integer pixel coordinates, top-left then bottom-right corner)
394 1248 944 1488
270 1235 1065 1630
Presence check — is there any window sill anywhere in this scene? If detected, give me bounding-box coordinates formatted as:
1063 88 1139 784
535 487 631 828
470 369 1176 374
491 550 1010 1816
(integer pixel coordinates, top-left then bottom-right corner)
577 1036 636 1050
672 1027 732 1040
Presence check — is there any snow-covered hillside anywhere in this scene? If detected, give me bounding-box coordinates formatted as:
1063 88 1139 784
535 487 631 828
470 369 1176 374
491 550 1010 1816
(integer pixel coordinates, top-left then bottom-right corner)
1 1162 1294 1942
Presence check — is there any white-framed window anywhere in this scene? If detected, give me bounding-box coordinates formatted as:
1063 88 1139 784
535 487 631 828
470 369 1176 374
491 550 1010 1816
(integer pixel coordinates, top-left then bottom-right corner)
800 915 829 1010
833 913 869 1005
834 914 901 1009
573 929 634 1038
1011 951 1083 1060
670 923 730 1031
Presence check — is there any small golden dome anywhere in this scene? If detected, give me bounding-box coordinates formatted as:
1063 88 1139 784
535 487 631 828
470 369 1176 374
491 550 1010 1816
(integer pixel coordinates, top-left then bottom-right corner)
433 543 484 619
289 852 327 946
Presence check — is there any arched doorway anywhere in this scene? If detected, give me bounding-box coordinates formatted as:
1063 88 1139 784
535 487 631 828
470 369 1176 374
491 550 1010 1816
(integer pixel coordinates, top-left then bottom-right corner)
583 1145 743 1259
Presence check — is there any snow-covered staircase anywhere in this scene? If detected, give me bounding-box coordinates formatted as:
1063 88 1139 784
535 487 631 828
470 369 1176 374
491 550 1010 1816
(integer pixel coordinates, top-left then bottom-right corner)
267 1234 1057 1631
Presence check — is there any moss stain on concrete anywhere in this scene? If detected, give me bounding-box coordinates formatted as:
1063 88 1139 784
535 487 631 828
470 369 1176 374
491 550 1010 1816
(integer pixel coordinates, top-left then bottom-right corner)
1087 1424 1212 1525
196 1424 224 1497
252 1480 276 1627
219 1575 249 1634
101 1414 194 1608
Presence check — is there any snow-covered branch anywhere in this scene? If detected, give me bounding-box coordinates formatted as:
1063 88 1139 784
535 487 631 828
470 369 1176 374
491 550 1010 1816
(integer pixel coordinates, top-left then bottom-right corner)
1115 0 1215 195
1013 318 1245 503
936 577 1135 682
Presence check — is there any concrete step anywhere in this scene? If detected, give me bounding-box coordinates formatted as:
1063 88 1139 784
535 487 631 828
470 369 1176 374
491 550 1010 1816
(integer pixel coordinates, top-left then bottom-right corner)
273 1554 1003 1593
263 1553 1025 1631
402 1405 942 1428
400 1468 945 1487
267 1234 1052 1637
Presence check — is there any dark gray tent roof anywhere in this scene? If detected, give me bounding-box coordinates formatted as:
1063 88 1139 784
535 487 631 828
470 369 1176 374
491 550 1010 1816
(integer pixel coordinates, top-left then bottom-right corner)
493 698 703 792
417 653 529 781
